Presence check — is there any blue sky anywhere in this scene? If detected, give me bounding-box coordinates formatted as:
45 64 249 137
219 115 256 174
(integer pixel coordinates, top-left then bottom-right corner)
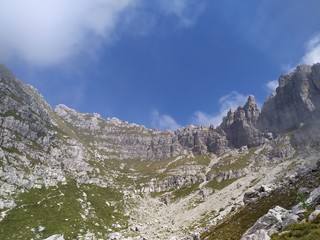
1 0 320 130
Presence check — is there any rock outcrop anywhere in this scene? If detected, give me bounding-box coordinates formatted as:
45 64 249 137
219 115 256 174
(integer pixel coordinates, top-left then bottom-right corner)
242 185 320 240
241 206 299 240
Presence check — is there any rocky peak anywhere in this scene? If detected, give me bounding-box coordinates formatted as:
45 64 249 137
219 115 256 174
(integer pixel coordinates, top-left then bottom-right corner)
258 63 320 135
218 96 265 148
243 95 260 125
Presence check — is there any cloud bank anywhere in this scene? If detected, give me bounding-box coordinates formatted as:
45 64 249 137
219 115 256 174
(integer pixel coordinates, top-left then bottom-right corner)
0 0 137 65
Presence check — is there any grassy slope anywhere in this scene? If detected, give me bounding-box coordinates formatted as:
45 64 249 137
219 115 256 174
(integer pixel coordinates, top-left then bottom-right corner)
0 180 127 240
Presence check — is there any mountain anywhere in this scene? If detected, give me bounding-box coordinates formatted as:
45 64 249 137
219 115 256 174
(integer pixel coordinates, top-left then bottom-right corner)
0 63 320 240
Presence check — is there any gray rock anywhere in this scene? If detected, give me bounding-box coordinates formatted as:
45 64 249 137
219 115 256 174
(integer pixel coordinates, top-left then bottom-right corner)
241 206 299 240
297 187 311 195
109 232 122 240
218 96 266 148
243 190 260 204
308 210 320 222
241 229 270 240
44 235 64 240
258 64 320 135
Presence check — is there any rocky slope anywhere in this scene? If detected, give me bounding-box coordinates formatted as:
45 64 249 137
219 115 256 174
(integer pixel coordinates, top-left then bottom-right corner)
0 63 320 240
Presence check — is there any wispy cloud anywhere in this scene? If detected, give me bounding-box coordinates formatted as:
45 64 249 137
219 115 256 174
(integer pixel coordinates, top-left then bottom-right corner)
301 33 320 65
157 0 207 27
266 80 278 93
192 91 249 127
151 110 181 131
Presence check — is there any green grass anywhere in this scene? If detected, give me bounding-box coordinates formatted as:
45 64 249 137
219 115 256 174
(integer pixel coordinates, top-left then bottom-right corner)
172 182 200 200
210 148 256 174
0 181 128 240
206 178 239 191
272 219 320 239
1 146 24 156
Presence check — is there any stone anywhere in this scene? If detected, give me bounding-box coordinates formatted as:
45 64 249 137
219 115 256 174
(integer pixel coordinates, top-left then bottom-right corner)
109 232 122 240
241 229 270 240
44 235 64 240
308 210 320 222
241 206 299 240
297 187 311 195
243 190 260 204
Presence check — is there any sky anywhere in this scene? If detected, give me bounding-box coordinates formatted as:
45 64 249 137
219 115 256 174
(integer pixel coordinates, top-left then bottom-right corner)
1 0 320 130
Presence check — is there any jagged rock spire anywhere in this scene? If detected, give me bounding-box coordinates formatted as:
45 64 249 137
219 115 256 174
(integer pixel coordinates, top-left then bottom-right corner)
243 95 260 125
218 95 264 148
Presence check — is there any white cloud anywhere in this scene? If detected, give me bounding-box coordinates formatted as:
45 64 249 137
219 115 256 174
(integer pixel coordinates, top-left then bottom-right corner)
151 110 181 131
266 80 278 93
192 91 249 127
0 0 135 65
301 34 320 65
157 0 206 27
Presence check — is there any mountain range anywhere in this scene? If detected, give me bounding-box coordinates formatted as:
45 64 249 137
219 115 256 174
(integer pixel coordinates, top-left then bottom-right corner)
0 63 320 239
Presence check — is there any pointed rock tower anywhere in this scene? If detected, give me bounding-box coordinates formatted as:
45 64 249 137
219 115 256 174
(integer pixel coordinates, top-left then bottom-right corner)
219 95 265 148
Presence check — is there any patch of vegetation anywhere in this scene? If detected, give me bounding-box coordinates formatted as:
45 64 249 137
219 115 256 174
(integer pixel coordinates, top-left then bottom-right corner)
206 178 239 191
1 146 24 156
0 180 127 240
272 218 320 240
172 183 200 200
250 178 260 186
286 161 299 172
210 148 256 174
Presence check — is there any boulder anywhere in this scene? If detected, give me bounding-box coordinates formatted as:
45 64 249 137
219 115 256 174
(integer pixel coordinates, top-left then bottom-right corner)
241 206 299 240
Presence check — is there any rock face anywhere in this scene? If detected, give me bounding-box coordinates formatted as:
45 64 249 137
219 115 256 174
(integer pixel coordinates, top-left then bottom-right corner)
258 64 320 135
219 96 265 148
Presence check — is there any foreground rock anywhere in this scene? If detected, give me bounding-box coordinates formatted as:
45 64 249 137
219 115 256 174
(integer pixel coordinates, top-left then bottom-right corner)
241 185 320 240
